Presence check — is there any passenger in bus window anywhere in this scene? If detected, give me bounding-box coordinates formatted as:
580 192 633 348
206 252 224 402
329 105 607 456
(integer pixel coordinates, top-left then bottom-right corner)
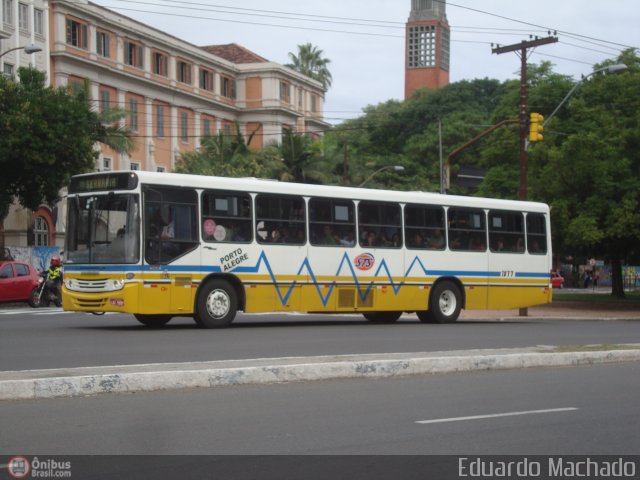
339 231 356 247
386 232 401 247
449 234 463 250
410 232 424 248
493 238 505 252
317 225 339 245
427 229 445 249
270 228 283 243
529 239 542 253
470 237 485 251
159 208 175 240
364 231 379 247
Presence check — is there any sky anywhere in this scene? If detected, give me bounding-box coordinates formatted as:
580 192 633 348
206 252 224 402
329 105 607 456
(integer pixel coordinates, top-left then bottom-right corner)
92 0 640 124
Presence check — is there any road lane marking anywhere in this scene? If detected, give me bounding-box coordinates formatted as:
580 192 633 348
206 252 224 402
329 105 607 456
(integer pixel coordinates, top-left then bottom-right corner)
415 407 578 425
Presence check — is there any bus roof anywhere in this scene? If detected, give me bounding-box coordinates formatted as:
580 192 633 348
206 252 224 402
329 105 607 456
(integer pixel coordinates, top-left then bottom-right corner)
70 170 549 213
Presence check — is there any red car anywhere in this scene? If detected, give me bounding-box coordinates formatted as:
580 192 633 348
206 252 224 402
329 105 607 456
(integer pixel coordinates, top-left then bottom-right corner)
551 271 565 288
0 261 41 304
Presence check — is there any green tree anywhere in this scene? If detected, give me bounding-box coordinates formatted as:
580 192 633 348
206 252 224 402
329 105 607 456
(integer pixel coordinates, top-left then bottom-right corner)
0 67 133 258
175 123 270 177
533 50 640 297
286 43 332 90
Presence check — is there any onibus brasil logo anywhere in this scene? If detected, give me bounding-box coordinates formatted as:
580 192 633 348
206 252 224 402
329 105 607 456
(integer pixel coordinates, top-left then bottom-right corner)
6 456 72 478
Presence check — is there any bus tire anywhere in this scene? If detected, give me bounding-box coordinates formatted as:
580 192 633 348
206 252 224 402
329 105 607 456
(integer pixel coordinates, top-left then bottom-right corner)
429 281 462 323
363 311 402 323
134 314 172 327
196 279 238 328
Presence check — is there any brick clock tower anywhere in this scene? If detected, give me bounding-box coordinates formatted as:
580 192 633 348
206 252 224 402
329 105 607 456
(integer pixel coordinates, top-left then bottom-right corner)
405 0 450 98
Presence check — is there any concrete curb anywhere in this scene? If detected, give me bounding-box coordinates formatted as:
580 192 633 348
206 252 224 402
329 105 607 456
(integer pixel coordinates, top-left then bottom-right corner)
2 346 640 401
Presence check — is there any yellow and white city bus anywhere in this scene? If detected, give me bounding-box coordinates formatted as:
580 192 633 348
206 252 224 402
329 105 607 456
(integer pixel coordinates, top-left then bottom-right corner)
62 170 552 328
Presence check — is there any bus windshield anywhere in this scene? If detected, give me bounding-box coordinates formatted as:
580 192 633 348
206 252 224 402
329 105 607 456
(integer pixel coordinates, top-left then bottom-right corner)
66 193 140 264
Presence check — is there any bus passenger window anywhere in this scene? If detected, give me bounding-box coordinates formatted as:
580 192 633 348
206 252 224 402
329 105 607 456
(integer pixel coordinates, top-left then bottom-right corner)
405 205 445 250
201 191 252 243
448 208 486 252
309 198 355 247
489 211 524 254
526 213 547 254
358 201 402 249
256 194 306 246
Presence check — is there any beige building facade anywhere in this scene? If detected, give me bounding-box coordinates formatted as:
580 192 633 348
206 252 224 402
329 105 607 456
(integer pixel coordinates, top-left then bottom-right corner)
2 0 329 250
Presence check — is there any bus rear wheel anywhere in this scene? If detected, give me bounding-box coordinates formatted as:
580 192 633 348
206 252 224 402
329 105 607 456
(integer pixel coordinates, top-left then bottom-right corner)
195 279 238 328
134 314 172 327
427 281 462 323
363 311 402 324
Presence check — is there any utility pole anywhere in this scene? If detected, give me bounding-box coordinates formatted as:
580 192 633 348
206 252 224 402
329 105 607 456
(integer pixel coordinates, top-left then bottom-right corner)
492 36 558 201
492 35 557 317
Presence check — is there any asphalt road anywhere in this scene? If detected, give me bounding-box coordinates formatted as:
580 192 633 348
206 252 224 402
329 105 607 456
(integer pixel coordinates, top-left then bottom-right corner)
1 363 639 455
2 309 640 371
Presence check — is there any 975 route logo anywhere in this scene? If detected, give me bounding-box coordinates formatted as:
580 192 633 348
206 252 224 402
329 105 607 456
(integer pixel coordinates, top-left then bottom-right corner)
354 253 375 271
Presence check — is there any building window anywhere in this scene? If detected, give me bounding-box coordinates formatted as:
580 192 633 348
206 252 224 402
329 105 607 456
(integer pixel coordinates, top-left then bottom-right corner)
66 18 88 49
153 52 168 76
279 81 290 103
408 24 436 68
18 3 28 32
199 68 213 91
130 162 140 171
311 95 317 113
220 76 236 99
156 166 165 173
203 119 211 137
156 105 164 137
440 26 450 72
177 60 192 84
3 0 13 26
129 98 138 132
298 88 303 109
3 63 14 78
34 216 48 246
96 31 110 58
34 8 43 35
100 89 110 114
181 111 188 143
124 40 143 68
103 157 112 171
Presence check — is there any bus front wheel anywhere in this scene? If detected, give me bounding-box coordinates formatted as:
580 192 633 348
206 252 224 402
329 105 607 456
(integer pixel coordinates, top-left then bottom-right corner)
363 311 402 323
134 314 172 327
195 279 238 328
426 281 462 324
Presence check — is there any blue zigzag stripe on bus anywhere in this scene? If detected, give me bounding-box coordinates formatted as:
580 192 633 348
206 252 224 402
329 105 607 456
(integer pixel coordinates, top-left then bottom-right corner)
64 250 550 309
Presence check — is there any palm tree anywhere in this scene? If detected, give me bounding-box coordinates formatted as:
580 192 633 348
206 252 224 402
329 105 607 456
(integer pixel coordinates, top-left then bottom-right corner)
286 43 333 90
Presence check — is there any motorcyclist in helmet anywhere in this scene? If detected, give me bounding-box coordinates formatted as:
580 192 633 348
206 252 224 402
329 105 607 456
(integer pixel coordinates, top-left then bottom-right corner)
45 255 63 307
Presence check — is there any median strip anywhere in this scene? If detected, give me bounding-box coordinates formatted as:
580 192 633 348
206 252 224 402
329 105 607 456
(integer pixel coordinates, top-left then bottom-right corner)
1 345 640 401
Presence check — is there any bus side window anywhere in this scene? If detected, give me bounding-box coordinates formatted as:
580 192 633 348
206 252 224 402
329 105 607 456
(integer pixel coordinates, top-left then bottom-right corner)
255 194 306 245
526 213 547 254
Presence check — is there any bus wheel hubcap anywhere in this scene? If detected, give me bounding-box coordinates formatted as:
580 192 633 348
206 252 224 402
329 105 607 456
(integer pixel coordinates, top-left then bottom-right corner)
439 290 456 316
207 289 230 318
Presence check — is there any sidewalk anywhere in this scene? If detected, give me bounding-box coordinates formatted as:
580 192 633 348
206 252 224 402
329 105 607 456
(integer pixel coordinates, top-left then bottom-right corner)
460 300 640 321
2 344 640 401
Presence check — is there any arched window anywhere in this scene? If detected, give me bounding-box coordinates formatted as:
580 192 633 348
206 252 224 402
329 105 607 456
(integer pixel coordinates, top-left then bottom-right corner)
34 216 49 246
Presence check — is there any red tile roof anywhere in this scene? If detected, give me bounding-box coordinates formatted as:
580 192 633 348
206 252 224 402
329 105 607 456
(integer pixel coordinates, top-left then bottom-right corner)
200 43 268 64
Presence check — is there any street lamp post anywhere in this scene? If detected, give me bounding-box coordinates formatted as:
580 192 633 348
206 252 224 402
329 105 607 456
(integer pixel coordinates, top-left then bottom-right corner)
543 64 628 127
0 44 42 59
359 166 404 187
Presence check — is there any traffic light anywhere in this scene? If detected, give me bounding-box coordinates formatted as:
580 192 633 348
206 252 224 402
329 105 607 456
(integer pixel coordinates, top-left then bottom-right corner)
529 112 544 142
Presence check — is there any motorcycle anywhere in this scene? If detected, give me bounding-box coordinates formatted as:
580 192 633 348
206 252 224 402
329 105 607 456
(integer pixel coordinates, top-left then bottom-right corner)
29 272 62 308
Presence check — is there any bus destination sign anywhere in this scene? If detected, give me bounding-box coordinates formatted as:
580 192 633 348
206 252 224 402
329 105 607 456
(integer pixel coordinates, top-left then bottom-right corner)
69 172 138 193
